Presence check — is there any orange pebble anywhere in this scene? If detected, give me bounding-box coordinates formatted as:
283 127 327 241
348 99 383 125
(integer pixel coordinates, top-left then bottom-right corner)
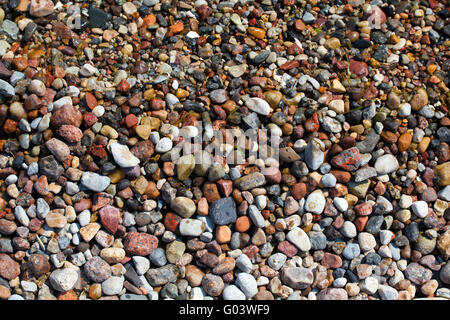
294 19 306 31
89 284 102 300
58 290 78 300
248 27 266 39
216 225 232 243
197 197 209 216
143 14 156 27
84 92 98 110
429 76 440 84
235 216 250 233
169 21 184 33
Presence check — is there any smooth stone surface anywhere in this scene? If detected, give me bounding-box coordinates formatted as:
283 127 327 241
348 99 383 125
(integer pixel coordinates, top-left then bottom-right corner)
374 154 399 175
110 143 140 168
235 273 258 298
209 197 237 225
49 268 79 292
286 227 311 252
81 172 110 192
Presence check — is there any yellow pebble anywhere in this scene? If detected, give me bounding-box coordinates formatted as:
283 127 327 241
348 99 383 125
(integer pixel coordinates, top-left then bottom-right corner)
72 156 79 168
427 64 437 75
135 125 151 140
390 34 399 44
141 116 161 130
176 88 189 99
100 125 118 139
248 27 266 40
345 194 358 206
109 168 125 184
121 44 133 56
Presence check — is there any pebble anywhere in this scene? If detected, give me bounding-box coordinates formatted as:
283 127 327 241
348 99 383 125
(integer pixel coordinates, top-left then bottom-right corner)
321 173 336 187
132 257 150 276
341 221 357 238
248 205 266 228
49 268 79 292
102 276 124 296
124 232 158 256
305 138 325 170
333 198 349 212
236 254 253 274
374 154 399 175
179 219 205 237
176 154 195 181
246 97 271 116
281 267 314 289
110 143 140 168
228 64 247 78
100 248 125 264
440 263 450 285
29 0 54 17
286 227 311 252
267 253 287 271
81 172 110 192
0 254 20 280
235 273 258 298
411 201 429 218
201 274 224 297
0 79 15 97
234 172 266 191
342 243 361 260
360 277 379 295
149 249 167 267
304 190 326 214
223 285 246 300
170 197 196 218
155 137 173 153
405 263 432 285
45 138 70 162
14 206 29 227
209 197 237 225
358 232 377 252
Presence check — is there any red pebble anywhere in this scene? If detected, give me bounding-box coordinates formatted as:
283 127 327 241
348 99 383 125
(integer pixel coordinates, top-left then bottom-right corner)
124 114 139 128
117 79 130 92
321 253 343 269
354 202 373 216
124 232 158 256
34 175 49 196
278 240 298 258
216 179 233 197
164 212 182 232
84 92 98 110
99 205 120 234
83 113 98 128
331 147 362 171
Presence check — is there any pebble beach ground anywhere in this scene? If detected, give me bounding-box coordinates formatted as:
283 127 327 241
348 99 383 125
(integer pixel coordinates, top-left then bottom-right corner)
0 0 449 301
